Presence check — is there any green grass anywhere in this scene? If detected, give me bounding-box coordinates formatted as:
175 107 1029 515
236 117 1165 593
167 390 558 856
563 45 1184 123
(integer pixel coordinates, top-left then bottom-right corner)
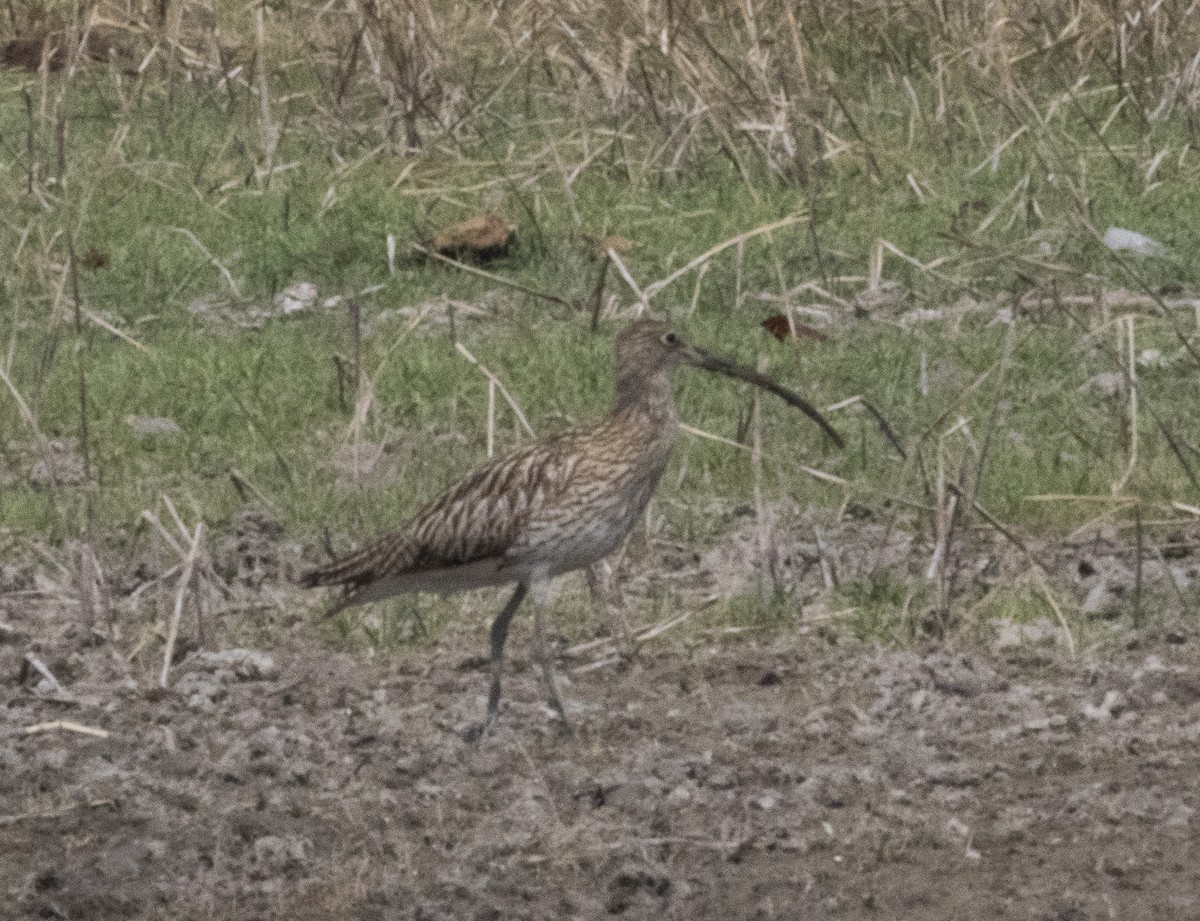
3 41 1200 644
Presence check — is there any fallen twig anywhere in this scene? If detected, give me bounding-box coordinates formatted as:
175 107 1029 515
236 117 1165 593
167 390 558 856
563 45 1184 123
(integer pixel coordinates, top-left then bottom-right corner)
24 719 109 739
0 798 116 827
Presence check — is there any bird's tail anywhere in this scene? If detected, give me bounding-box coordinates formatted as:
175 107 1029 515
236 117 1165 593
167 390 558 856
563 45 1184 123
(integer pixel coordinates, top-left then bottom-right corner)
295 531 412 590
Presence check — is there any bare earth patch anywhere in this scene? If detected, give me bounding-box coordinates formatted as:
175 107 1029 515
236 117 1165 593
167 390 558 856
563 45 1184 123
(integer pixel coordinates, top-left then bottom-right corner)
2 589 1198 921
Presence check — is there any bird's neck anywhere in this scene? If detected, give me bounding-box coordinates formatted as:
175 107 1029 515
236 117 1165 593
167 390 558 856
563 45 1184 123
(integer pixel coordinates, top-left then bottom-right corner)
607 368 679 487
613 368 676 421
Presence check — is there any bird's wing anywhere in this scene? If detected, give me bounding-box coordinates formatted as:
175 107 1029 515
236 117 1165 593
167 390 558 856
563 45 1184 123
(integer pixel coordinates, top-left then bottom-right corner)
298 434 580 592
407 434 580 568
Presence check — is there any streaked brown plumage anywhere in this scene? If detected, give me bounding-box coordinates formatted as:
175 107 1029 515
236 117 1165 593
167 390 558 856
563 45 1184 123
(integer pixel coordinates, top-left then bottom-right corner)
299 318 841 736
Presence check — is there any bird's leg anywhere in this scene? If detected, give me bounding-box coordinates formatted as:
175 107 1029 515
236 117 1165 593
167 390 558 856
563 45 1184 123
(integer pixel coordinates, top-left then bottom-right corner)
586 561 634 662
464 581 527 742
486 581 528 720
530 594 570 732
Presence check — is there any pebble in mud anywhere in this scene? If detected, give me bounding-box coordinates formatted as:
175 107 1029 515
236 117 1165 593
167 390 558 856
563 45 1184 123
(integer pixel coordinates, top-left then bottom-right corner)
1083 690 1129 722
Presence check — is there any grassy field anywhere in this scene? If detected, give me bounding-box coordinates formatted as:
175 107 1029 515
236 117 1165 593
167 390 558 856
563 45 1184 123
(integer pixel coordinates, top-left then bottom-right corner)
3 0 1200 642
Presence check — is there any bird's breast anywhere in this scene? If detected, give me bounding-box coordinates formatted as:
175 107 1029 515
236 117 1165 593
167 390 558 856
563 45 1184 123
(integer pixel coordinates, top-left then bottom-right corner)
514 447 670 574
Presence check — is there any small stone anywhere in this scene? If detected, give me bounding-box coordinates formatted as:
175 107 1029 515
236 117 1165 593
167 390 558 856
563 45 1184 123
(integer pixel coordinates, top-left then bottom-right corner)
945 817 970 838
1133 655 1166 682
1137 348 1165 369
191 649 279 681
29 442 86 486
274 281 318 315
1079 372 1124 397
992 618 1059 652
253 834 311 869
899 308 944 325
1082 580 1111 616
1103 226 1168 257
1082 690 1127 722
750 792 780 811
187 294 220 315
1165 803 1195 829
125 415 182 437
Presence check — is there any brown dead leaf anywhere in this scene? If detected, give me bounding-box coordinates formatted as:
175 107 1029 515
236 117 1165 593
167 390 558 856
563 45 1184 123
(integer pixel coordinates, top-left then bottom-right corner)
761 314 830 344
582 233 635 260
430 212 516 262
80 247 109 271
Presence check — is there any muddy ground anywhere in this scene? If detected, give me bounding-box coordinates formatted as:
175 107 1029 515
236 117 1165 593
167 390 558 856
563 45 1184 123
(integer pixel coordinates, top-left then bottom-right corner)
3 568 1200 921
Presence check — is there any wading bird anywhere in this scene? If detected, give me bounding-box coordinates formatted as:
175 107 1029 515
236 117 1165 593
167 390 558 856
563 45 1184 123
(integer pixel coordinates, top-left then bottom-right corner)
299 318 842 737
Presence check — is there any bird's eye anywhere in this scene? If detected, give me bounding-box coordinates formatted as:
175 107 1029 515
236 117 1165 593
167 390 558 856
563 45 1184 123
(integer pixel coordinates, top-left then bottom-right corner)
662 332 679 346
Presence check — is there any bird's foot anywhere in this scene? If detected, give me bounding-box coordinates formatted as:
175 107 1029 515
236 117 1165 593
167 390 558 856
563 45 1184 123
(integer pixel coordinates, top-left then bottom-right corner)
550 715 574 738
542 693 576 738
462 713 499 744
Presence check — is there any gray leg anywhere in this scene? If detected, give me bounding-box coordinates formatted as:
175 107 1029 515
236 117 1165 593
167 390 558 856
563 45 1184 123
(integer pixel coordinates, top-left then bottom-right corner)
532 602 570 730
465 582 527 741
487 581 528 719
586 562 634 661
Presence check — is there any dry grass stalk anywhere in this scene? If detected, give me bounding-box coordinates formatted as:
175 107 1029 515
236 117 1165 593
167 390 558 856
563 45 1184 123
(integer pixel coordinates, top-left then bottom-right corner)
677 422 849 487
0 363 60 484
454 341 535 439
486 377 496 459
171 227 241 296
812 526 836 591
643 214 805 302
334 300 438 463
567 606 697 671
749 355 781 595
75 540 113 639
824 395 906 458
160 520 204 689
1111 314 1138 494
229 467 280 514
82 308 150 353
926 419 972 629
0 798 116 828
1029 566 1077 659
950 487 1078 659
23 652 66 695
411 243 572 308
252 1 279 177
606 245 647 313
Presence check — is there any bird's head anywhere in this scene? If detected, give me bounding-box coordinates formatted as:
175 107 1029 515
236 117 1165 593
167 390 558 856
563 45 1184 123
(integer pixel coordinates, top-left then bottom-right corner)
613 317 844 448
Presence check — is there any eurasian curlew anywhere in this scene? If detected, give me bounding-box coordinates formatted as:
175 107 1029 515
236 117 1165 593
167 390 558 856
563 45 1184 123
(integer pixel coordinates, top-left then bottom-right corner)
299 318 842 737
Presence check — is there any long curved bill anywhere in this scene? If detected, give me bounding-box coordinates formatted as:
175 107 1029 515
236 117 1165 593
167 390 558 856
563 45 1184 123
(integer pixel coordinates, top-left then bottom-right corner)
682 344 845 449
